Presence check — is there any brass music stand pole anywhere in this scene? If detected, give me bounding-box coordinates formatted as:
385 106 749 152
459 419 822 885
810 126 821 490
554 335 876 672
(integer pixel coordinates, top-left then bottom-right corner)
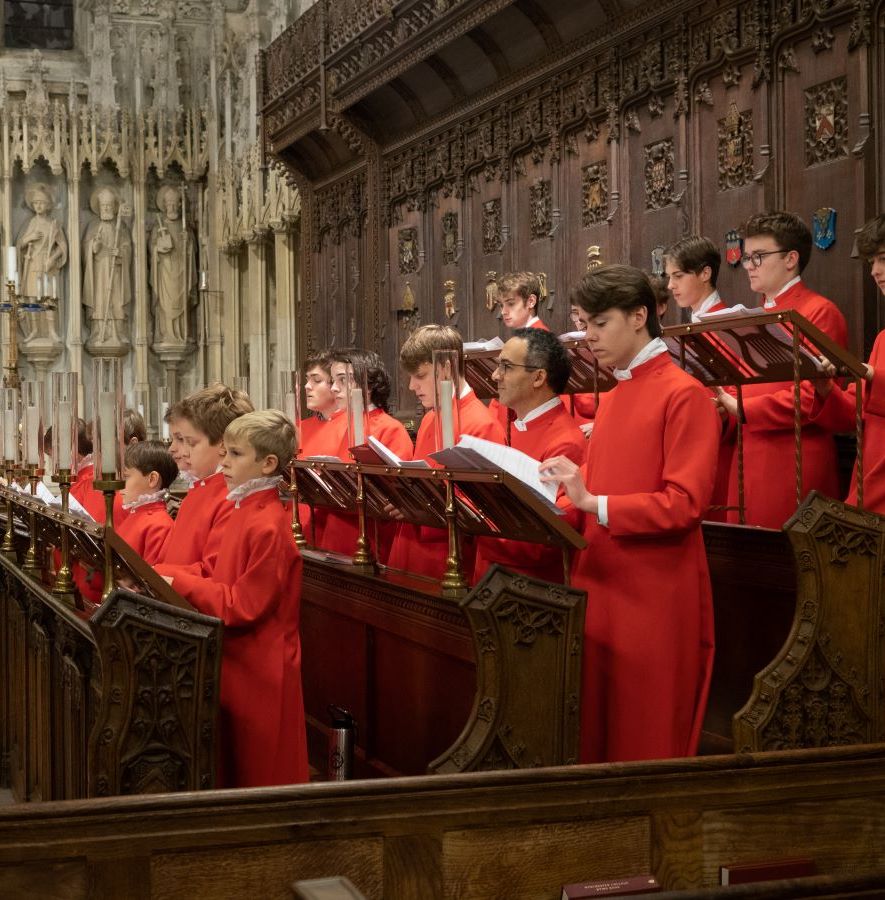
441 474 468 598
22 464 42 574
1 460 17 557
287 459 306 548
351 468 377 574
94 475 124 603
51 468 76 606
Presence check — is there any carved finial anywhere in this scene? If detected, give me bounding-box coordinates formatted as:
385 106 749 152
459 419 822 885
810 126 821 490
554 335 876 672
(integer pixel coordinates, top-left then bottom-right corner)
402 280 415 312
586 246 603 271
485 271 498 311
443 279 456 319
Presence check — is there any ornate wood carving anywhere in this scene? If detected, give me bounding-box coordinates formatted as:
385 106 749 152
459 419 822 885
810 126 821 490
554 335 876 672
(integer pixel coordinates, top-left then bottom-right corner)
734 494 885 753
804 77 849 167
717 103 754 191
482 198 502 255
644 138 675 210
441 211 459 265
398 227 419 274
429 567 584 774
88 590 221 796
581 162 608 227
529 179 551 241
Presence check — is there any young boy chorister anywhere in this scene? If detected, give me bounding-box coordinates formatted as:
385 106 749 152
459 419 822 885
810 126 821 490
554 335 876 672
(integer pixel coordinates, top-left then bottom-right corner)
386 324 506 580
715 211 848 528
541 265 720 764
117 440 178 565
160 410 308 788
156 383 254 569
812 214 885 512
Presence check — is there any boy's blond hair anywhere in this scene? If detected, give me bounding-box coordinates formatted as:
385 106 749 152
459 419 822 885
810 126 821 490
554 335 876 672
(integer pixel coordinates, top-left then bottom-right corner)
179 382 254 445
224 409 296 475
399 323 464 374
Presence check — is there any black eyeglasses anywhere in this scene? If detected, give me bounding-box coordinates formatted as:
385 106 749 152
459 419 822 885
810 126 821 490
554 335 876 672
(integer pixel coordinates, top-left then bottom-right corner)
740 249 789 268
493 359 541 375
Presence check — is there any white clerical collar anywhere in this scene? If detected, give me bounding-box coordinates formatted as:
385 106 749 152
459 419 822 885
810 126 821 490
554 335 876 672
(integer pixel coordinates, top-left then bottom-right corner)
189 466 223 489
178 471 199 488
122 489 168 511
227 475 282 507
525 315 540 327
76 454 93 474
459 381 472 399
690 290 721 323
513 396 561 432
612 337 669 381
763 277 801 309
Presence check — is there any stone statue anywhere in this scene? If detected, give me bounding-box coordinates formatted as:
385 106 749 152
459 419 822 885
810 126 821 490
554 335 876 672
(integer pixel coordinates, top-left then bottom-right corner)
16 183 67 345
83 186 132 354
149 184 195 346
16 183 67 299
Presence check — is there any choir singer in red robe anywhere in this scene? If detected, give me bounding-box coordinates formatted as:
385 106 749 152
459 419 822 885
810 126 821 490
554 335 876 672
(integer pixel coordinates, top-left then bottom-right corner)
540 265 719 764
812 215 885 512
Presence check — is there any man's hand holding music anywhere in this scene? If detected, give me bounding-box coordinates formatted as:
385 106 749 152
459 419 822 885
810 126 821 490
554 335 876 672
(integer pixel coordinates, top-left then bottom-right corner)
539 455 597 514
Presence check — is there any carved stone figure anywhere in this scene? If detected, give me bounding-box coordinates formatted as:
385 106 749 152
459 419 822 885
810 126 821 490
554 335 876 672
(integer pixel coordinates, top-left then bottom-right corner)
16 183 65 355
150 184 195 346
83 186 132 354
17 183 67 300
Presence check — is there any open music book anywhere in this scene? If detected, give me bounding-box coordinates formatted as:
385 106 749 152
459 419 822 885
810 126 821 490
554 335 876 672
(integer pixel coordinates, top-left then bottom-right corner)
431 435 562 513
463 336 505 352
696 304 764 319
366 436 431 468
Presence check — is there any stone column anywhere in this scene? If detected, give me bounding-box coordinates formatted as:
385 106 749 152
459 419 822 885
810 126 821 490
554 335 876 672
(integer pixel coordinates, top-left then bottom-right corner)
272 221 298 374
66 172 84 401
220 244 241 384
131 168 150 402
245 229 269 408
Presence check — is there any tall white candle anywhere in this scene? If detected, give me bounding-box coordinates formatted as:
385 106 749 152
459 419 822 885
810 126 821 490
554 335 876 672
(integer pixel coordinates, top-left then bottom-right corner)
439 379 455 449
6 246 16 281
3 409 15 460
349 387 365 445
160 402 170 440
25 405 39 465
199 270 208 290
99 391 117 474
57 400 72 470
284 391 297 422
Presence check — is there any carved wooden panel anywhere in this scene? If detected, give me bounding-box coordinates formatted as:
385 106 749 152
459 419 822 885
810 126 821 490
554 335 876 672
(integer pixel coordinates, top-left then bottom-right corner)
780 27 868 354
429 566 584 773
734 493 885 752
26 597 52 802
88 590 222 796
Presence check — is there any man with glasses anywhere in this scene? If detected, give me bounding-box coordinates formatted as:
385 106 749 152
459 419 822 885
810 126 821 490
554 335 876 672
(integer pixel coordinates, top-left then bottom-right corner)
473 329 585 584
715 211 847 528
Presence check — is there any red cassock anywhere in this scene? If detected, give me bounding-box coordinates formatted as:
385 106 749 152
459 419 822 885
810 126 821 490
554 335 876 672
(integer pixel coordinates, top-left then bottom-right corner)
725 282 847 528
167 488 308 789
156 471 230 570
811 329 885 513
69 463 124 525
387 391 506 580
116 501 174 565
696 300 735 523
571 353 719 763
298 411 348 545
474 402 585 584
313 407 415 558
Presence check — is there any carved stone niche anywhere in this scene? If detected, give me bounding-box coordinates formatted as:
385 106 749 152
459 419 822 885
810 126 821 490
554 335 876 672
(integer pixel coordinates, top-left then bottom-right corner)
734 493 885 753
88 589 222 796
428 566 585 773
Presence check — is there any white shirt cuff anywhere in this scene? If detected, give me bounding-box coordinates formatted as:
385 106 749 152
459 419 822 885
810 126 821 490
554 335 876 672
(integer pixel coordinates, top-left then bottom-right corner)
597 494 609 527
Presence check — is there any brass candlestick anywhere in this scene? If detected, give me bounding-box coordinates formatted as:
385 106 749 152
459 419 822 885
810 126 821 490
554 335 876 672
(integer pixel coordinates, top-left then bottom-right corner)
22 464 43 574
287 459 306 548
1 459 16 557
351 469 377 574
440 475 468 597
94 475 124 603
51 468 76 606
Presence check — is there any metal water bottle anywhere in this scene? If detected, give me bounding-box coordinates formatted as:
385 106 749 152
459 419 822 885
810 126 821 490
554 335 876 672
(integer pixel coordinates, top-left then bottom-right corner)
328 705 355 781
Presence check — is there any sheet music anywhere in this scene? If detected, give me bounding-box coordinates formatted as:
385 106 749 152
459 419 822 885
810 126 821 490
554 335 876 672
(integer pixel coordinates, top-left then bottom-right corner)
303 454 345 463
456 434 559 506
696 304 764 319
367 435 430 468
463 336 505 352
558 330 587 341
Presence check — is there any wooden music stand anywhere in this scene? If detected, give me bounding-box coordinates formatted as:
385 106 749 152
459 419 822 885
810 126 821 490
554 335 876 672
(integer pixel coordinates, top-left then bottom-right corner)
663 310 868 518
